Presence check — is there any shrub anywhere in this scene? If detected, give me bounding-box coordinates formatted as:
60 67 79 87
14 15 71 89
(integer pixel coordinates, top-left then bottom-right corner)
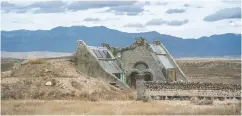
142 96 151 103
190 97 213 105
27 58 46 64
71 90 76 97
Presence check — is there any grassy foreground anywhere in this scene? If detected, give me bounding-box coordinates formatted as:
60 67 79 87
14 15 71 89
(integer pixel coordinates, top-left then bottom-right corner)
1 100 241 115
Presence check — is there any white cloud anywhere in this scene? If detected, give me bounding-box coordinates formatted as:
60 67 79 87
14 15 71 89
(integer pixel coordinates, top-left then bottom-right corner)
1 0 241 38
123 23 145 28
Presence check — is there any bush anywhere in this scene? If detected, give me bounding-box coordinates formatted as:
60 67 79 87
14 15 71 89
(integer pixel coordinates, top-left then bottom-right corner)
27 58 46 64
190 97 213 105
71 90 76 97
142 96 151 103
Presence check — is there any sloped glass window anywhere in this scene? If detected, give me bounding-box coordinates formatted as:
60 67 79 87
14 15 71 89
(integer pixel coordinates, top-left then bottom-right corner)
98 50 107 58
114 73 121 79
150 44 166 54
103 50 112 58
93 49 103 58
158 55 175 69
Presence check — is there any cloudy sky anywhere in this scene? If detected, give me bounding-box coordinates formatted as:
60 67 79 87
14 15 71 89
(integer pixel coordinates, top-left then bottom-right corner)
1 0 241 38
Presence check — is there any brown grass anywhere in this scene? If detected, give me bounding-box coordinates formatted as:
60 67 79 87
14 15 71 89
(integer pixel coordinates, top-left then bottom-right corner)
177 59 241 84
1 100 240 115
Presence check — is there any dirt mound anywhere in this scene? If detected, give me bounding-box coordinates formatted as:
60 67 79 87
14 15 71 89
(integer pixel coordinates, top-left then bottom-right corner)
11 59 79 78
1 59 134 101
1 77 134 101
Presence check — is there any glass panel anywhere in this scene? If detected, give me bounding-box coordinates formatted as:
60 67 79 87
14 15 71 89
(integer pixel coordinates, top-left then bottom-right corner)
103 50 112 58
98 50 106 58
150 44 166 54
158 55 176 68
93 49 103 58
114 73 121 79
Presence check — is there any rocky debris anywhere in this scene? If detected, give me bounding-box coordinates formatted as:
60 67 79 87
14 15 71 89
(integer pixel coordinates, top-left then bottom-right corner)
1 70 12 78
145 81 241 91
44 69 51 73
45 81 52 86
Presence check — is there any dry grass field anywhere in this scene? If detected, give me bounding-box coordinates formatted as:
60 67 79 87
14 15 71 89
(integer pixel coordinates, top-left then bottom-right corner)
1 100 241 115
177 58 241 84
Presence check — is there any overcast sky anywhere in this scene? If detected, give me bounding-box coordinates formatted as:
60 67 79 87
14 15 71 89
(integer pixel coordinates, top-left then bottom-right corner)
1 0 241 38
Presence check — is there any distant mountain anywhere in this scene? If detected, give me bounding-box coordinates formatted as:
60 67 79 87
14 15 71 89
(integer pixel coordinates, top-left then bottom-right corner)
1 26 241 58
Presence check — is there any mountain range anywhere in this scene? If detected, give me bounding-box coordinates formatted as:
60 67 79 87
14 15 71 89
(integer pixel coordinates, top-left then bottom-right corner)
1 26 241 58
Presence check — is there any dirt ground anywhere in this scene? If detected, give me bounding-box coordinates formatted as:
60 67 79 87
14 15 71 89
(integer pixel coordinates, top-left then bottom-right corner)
1 100 240 115
176 58 241 84
1 57 241 115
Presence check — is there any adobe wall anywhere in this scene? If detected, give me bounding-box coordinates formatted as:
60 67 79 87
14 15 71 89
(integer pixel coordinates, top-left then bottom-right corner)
76 40 131 92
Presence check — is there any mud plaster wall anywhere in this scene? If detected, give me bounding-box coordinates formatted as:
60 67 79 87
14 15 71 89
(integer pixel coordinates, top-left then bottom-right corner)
76 42 131 92
117 45 167 81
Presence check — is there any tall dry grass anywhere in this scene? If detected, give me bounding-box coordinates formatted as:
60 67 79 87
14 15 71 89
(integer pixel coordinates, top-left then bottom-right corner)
1 100 241 115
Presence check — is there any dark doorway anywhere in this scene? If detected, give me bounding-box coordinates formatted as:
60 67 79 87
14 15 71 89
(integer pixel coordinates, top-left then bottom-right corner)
144 72 152 81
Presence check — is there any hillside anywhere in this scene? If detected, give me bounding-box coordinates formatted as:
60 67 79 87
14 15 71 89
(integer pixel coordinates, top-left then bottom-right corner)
1 26 241 57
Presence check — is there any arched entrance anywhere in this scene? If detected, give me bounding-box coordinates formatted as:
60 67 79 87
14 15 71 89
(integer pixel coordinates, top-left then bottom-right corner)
127 69 141 90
